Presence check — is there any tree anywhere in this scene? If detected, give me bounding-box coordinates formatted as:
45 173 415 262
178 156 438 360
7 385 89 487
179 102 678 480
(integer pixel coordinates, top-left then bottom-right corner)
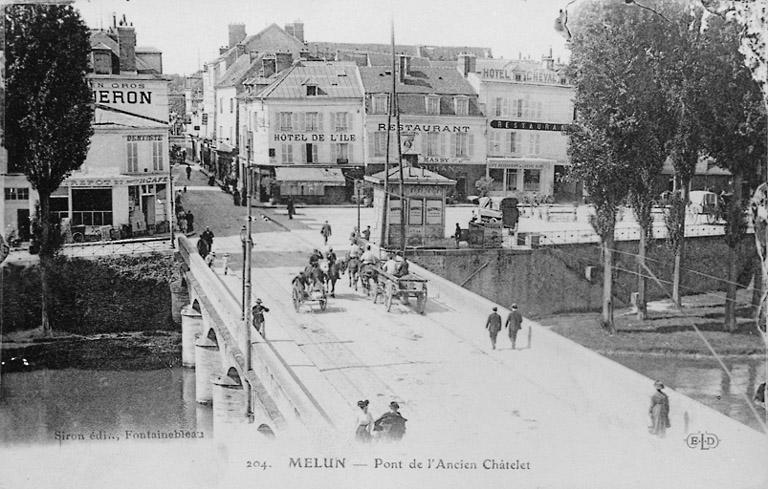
5 4 94 335
698 14 766 331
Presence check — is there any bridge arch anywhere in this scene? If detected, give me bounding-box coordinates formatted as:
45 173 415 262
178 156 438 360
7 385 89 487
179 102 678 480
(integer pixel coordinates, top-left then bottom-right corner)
191 298 201 312
225 366 242 385
256 424 275 438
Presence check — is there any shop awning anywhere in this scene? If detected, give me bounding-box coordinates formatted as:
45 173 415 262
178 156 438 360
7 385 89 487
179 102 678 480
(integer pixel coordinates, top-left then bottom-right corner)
275 167 346 186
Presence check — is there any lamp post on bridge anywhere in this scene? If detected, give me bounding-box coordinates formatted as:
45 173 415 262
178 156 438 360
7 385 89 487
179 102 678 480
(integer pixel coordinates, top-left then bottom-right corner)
242 145 254 422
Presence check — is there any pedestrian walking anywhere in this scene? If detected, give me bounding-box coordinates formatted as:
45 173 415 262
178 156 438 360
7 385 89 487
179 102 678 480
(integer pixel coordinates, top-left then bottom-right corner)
373 401 407 441
200 226 214 249
649 380 671 437
252 298 270 337
454 222 462 248
185 165 192 180
354 400 373 443
505 304 523 350
287 197 295 220
179 214 188 234
233 188 241 206
485 306 502 350
186 210 195 233
221 253 230 275
321 220 332 244
196 236 209 258
204 251 216 268
362 225 371 242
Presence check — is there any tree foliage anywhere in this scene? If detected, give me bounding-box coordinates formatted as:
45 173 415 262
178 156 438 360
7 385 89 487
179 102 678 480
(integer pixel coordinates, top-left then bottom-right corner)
5 4 94 255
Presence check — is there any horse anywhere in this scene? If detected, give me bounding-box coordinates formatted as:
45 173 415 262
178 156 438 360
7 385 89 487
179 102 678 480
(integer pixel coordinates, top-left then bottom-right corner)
359 262 379 297
327 258 347 298
346 256 361 290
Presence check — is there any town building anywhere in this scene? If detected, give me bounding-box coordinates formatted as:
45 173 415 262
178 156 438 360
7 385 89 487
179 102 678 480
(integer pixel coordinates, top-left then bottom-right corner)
360 56 486 201
1 15 171 241
192 23 305 192
241 61 365 204
464 52 578 201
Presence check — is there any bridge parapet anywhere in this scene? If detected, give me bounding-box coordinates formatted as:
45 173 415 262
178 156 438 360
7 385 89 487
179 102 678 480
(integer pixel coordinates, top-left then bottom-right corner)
177 236 335 438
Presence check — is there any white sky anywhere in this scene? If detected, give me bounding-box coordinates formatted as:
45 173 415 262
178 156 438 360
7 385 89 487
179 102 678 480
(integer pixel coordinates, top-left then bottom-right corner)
72 0 571 75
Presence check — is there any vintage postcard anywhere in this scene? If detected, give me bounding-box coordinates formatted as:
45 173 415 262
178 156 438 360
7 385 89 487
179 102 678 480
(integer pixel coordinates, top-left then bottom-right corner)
1 0 767 488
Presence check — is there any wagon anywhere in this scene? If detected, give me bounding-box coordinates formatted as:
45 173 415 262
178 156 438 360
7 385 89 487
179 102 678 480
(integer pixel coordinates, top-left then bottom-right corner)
688 190 721 225
292 280 328 312
374 270 428 314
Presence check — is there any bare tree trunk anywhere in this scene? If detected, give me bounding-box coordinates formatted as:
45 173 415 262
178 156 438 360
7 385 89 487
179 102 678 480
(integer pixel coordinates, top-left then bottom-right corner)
724 245 738 332
672 183 689 307
752 259 764 327
636 230 647 320
602 235 615 333
38 192 53 337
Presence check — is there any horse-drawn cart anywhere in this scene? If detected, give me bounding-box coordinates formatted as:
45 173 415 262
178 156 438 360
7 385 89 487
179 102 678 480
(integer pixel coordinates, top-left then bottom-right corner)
374 270 428 314
292 281 328 312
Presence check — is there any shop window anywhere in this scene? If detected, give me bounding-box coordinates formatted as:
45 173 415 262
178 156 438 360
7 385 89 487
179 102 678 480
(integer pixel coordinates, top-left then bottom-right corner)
372 94 388 114
505 169 519 191
488 169 504 192
152 141 164 171
523 169 541 192
72 188 112 226
4 187 30 200
426 132 440 156
425 95 440 115
126 142 139 172
281 144 293 164
303 143 319 163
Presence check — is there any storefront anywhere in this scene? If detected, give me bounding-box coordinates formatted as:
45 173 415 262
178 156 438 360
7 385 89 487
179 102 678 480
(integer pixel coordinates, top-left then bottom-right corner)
274 167 347 205
486 158 556 197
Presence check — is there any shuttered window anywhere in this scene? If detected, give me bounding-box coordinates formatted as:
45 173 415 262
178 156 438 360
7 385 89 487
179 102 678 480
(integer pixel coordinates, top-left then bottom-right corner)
126 142 138 172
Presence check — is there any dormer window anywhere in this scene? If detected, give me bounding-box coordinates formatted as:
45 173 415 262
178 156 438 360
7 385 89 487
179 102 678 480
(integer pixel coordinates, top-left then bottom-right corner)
454 96 469 116
426 95 440 115
306 84 317 96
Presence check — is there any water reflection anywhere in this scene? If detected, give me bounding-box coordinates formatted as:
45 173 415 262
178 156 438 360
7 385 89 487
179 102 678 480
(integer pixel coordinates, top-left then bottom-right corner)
0 368 212 445
605 354 766 431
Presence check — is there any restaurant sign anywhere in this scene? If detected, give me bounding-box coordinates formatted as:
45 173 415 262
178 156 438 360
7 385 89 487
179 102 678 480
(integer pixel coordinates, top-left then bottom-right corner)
64 175 169 187
490 120 568 132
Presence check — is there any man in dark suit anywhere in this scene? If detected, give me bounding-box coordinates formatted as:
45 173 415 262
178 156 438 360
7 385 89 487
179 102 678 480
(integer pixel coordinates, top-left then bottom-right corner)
505 304 523 350
485 306 502 350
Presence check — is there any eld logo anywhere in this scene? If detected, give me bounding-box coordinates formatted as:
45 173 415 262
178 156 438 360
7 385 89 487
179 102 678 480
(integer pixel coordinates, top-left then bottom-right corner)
685 432 720 450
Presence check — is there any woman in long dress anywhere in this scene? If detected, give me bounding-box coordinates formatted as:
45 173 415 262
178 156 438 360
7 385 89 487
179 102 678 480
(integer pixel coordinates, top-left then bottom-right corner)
354 400 373 443
649 380 670 437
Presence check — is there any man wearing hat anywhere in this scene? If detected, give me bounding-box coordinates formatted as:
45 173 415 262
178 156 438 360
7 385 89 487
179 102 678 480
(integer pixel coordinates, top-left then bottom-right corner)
252 298 270 337
505 304 524 350
373 401 407 441
485 306 502 350
649 380 670 437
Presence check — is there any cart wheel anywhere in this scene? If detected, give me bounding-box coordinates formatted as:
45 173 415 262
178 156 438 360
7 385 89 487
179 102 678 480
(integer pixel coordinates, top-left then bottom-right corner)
72 232 84 243
320 299 327 311
706 212 716 225
385 284 394 312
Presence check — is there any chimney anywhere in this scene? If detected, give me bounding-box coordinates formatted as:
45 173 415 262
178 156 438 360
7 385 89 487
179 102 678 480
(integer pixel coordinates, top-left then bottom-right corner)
262 55 276 78
236 42 246 58
276 52 293 73
117 25 136 73
542 46 554 70
398 54 411 83
457 52 476 77
285 20 304 43
228 23 246 48
299 47 311 60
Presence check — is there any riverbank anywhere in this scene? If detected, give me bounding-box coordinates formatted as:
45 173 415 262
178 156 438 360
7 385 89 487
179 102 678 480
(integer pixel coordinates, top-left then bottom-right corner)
538 291 766 358
1 331 181 371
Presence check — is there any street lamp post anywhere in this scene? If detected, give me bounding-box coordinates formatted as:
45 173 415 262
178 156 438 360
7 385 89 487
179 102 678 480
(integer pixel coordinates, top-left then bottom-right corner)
240 224 247 320
244 145 254 422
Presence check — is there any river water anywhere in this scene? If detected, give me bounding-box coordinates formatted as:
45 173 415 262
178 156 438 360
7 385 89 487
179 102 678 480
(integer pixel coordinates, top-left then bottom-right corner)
0 368 212 445
604 354 767 432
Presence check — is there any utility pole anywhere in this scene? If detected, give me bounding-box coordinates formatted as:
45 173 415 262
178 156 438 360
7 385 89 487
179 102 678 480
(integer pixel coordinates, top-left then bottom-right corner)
244 144 253 422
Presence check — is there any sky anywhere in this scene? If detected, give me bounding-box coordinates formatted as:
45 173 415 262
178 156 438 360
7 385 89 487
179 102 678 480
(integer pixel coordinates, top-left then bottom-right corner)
72 0 572 75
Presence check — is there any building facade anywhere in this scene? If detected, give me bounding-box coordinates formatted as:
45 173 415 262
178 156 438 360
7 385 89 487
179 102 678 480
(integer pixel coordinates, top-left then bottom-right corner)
465 53 577 200
1 17 171 241
360 56 486 201
242 61 365 204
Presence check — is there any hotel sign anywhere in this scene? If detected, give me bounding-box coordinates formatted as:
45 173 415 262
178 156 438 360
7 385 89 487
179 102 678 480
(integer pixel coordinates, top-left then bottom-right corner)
480 68 566 85
490 120 568 132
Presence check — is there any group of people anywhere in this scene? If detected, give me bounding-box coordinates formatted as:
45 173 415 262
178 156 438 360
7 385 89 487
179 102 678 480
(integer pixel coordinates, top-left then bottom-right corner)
355 400 407 443
177 209 195 235
484 305 523 350
197 226 215 264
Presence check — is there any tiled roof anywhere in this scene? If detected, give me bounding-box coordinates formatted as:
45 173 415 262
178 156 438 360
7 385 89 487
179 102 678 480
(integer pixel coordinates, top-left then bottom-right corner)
390 93 483 117
308 42 420 57
216 53 265 88
214 23 304 63
260 61 363 99
359 66 476 95
90 30 118 53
